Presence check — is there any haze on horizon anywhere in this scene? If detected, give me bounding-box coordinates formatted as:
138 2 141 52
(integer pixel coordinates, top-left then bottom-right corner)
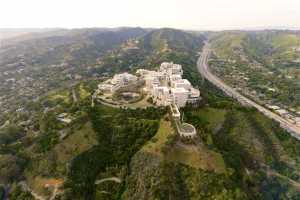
1 0 300 30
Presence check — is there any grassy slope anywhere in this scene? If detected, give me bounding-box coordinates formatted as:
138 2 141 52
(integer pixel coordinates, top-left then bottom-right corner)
142 119 174 156
211 31 300 62
166 143 226 173
123 110 246 199
142 118 226 173
53 122 98 164
211 32 246 59
190 107 227 133
25 122 98 196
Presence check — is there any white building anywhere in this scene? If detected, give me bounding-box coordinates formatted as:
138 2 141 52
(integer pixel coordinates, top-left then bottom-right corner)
276 109 289 116
144 76 160 90
97 62 200 108
97 63 200 138
138 62 200 108
169 74 182 84
111 72 138 86
171 88 189 108
160 62 183 76
152 86 173 106
98 83 118 93
136 69 164 79
98 72 138 93
187 88 201 104
173 79 192 90
170 103 181 119
294 117 300 126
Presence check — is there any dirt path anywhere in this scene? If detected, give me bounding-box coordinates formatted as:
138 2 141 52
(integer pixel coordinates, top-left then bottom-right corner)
95 177 121 185
19 179 63 200
19 182 46 200
72 88 78 103
259 164 300 191
267 169 300 190
49 184 60 200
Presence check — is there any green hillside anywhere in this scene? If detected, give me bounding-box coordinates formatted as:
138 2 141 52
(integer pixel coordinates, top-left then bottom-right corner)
211 31 300 65
141 28 205 52
211 31 246 59
1 28 300 200
122 81 300 199
210 30 300 110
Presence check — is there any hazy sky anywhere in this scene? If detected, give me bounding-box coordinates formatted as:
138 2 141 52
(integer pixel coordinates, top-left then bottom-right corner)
1 0 300 30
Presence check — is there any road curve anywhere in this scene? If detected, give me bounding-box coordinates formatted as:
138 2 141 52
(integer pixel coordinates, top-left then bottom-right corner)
197 43 300 140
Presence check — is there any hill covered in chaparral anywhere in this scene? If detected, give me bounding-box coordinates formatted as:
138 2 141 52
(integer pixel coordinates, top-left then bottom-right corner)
0 27 300 200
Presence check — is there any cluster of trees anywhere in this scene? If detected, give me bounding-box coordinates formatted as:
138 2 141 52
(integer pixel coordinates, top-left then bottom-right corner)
64 105 165 199
0 125 24 146
8 184 34 200
275 124 300 163
0 154 27 185
124 151 248 200
35 111 61 153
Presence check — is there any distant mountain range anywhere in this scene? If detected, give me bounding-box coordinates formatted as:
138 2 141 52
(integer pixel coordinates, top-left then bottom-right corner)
1 26 300 40
0 28 63 40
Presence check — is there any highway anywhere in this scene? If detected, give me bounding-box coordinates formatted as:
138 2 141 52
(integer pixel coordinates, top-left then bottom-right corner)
197 43 300 140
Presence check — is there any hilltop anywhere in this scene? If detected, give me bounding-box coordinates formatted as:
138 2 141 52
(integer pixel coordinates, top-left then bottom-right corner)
1 28 300 200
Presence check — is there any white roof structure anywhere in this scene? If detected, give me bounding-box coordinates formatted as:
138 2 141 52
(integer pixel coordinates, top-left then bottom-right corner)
98 82 119 93
160 62 183 76
144 76 160 89
189 88 200 98
137 69 164 78
171 87 188 94
152 86 169 96
276 109 289 115
152 86 172 106
98 83 114 89
171 88 189 108
173 79 192 90
169 74 182 81
111 72 137 85
267 105 281 110
97 72 138 94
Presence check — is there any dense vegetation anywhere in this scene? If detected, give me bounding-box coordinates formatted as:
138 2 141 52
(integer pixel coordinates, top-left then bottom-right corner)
182 79 300 199
1 28 300 200
64 106 164 199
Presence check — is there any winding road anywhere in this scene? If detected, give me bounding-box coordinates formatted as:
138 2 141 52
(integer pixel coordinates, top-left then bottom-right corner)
197 43 300 140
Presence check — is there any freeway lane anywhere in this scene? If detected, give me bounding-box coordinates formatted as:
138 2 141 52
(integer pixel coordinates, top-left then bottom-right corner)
197 43 300 140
